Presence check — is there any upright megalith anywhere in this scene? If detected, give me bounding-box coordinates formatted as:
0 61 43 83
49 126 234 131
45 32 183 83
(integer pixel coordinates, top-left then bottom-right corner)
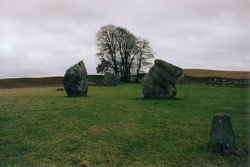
208 113 237 153
103 72 120 86
142 59 183 99
63 60 88 97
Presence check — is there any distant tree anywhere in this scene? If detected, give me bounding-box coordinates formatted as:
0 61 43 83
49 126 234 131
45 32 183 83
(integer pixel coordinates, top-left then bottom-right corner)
96 25 119 74
96 24 154 82
133 38 154 82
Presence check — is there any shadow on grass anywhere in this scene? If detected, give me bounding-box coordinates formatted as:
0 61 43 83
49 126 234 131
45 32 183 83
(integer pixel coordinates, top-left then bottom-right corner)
131 97 182 101
63 95 89 98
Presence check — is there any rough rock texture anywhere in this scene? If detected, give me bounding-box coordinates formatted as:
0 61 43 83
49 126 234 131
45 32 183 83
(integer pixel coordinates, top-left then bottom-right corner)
63 60 88 97
142 59 183 99
208 113 237 153
103 72 120 86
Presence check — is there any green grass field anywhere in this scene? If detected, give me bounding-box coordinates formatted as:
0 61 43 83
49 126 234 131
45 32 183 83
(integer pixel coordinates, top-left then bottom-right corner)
0 84 249 166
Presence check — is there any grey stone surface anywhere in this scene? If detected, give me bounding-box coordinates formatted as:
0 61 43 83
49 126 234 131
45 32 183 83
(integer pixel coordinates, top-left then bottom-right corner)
208 113 237 153
142 59 183 99
103 72 120 86
63 60 88 97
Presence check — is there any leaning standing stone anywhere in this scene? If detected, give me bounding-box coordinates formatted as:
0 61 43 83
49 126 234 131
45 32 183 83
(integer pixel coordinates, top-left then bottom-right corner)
142 59 183 99
208 113 237 153
63 60 88 97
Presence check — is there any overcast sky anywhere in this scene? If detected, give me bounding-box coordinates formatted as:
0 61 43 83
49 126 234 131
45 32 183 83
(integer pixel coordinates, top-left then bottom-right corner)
0 0 250 78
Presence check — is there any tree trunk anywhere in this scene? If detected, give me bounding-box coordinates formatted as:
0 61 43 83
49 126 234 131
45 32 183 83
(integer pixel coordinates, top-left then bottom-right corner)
135 58 142 83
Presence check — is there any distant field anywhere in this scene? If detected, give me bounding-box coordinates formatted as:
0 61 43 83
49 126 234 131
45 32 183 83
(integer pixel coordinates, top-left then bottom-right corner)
183 69 250 79
0 84 249 166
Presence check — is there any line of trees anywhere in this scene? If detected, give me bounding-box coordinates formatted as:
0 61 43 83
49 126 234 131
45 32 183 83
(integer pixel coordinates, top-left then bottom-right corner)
96 24 154 82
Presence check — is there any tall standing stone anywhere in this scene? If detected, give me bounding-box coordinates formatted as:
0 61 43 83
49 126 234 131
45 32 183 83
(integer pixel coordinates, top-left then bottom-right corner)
208 113 237 153
142 59 183 99
63 60 88 97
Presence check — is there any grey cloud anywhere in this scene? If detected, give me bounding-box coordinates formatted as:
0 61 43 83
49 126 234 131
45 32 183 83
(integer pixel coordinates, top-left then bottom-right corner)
0 0 249 78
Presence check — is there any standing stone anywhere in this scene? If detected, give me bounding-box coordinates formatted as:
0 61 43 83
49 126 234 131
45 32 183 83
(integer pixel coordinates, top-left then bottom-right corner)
63 60 88 97
142 59 183 99
103 72 120 86
208 113 237 153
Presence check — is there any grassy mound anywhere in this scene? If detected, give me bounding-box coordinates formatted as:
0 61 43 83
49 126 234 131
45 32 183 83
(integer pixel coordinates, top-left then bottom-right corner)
0 75 104 89
0 84 249 166
1 69 249 89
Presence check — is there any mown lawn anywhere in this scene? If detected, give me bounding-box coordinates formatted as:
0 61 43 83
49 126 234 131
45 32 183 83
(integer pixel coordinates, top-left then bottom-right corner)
0 84 249 166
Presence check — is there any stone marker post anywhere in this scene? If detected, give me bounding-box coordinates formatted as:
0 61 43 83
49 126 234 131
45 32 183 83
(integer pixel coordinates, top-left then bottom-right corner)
208 112 237 153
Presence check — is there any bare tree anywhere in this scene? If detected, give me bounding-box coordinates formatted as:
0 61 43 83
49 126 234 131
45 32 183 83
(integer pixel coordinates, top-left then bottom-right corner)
115 27 138 81
96 24 154 82
133 38 154 82
96 25 119 74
